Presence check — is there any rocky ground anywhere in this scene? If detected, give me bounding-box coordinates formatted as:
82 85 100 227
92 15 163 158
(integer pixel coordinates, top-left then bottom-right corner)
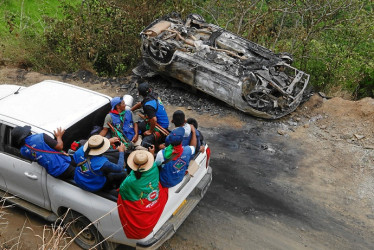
1 67 374 249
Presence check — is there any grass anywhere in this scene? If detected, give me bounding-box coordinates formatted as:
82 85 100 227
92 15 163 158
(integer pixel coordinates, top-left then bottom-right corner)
0 0 72 36
0 197 73 249
0 0 80 67
0 198 122 249
0 197 9 230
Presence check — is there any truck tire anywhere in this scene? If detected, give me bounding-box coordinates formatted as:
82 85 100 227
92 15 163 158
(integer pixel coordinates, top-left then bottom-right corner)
65 210 105 250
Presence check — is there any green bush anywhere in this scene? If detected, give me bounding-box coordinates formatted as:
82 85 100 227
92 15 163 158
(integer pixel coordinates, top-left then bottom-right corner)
41 0 196 76
0 0 77 67
0 0 373 99
189 0 373 99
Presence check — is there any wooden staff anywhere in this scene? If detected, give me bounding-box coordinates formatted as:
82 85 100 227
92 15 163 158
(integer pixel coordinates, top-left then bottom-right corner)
138 113 170 136
107 122 131 146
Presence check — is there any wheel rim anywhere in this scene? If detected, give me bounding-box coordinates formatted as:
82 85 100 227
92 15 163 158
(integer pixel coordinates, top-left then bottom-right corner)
147 40 174 63
149 42 169 59
246 90 271 109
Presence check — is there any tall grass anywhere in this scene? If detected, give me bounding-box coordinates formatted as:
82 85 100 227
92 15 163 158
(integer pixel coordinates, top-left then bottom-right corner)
0 197 73 249
0 197 9 230
0 198 122 249
0 0 79 67
0 0 66 35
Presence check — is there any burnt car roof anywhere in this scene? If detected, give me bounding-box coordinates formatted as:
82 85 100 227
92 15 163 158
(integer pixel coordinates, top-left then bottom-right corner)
137 13 310 119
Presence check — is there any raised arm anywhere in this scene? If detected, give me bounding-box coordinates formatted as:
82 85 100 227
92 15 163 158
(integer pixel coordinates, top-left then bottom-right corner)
131 102 142 112
53 127 65 151
189 124 197 149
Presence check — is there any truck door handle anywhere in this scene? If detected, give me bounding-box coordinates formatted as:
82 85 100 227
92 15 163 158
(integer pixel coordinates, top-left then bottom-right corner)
24 172 38 180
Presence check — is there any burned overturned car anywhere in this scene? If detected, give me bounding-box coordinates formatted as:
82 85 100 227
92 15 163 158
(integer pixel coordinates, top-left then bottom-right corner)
137 13 310 119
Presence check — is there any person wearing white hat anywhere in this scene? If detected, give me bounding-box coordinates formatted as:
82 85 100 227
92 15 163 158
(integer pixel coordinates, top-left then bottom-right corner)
117 149 168 239
73 135 127 192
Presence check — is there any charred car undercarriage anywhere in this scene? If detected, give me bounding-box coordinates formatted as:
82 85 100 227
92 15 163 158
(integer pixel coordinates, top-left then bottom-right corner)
137 13 310 119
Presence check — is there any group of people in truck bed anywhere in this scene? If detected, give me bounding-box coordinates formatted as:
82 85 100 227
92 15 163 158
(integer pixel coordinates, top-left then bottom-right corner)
10 82 205 239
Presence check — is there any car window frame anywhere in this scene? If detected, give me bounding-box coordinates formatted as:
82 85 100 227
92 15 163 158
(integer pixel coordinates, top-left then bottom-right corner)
0 123 32 163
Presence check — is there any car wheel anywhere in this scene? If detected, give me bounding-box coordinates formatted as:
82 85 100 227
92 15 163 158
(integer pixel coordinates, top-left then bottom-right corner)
147 40 175 64
245 89 273 110
65 210 105 250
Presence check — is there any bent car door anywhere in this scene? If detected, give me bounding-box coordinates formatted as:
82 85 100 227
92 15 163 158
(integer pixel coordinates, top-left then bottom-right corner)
0 123 47 208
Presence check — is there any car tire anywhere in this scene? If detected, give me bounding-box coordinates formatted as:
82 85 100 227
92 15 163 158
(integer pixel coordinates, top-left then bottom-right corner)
65 210 105 250
245 88 272 110
147 40 175 64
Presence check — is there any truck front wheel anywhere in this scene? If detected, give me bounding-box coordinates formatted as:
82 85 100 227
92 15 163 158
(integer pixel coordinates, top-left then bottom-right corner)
65 210 105 249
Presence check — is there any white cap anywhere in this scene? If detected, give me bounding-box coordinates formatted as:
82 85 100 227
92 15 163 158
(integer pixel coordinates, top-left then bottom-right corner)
123 95 134 110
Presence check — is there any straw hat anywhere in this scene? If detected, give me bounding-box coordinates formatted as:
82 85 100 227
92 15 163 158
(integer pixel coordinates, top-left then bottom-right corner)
127 150 154 172
83 135 110 156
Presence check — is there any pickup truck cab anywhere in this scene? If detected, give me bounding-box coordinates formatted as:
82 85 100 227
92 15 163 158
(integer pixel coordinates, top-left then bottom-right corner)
0 80 212 249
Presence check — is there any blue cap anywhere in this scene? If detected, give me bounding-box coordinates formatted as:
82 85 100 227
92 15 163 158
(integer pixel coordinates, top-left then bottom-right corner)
111 97 122 110
165 127 185 146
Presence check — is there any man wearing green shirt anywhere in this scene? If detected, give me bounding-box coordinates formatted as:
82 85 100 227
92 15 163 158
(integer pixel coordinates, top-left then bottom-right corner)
117 149 168 239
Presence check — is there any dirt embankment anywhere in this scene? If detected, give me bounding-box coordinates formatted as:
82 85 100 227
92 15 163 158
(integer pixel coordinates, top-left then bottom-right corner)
1 67 374 249
289 95 374 241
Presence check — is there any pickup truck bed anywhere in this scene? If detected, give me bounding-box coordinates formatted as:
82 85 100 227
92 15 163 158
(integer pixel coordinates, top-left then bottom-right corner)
0 80 212 249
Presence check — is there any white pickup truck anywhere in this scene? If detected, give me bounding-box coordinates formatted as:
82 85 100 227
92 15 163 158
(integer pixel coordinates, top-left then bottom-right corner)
0 80 212 249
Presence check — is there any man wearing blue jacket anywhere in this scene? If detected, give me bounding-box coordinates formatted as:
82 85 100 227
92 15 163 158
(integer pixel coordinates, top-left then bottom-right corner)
131 82 169 147
100 96 139 143
11 125 75 180
165 110 194 147
73 134 127 192
155 127 196 188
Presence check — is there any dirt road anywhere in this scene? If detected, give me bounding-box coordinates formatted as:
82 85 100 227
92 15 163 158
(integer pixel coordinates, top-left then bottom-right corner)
1 67 374 249
165 97 374 250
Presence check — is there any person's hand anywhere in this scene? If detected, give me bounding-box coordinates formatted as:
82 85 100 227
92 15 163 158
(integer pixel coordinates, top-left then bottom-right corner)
158 143 166 150
53 127 65 150
109 137 119 145
54 127 65 138
131 134 138 143
109 137 120 148
144 130 152 136
148 145 155 155
118 142 126 152
199 145 205 153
